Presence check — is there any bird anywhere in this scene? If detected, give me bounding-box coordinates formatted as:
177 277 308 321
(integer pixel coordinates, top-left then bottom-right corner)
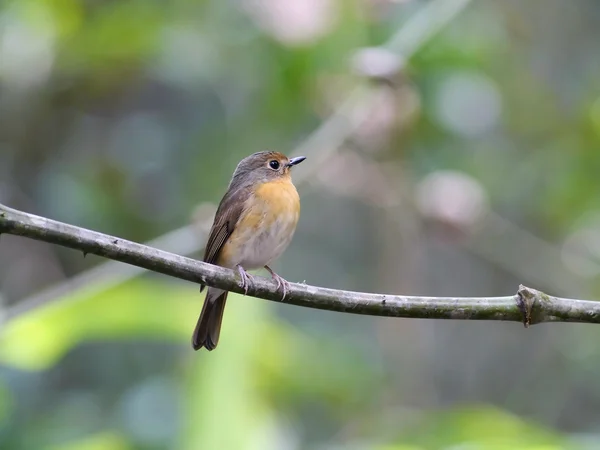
192 151 306 351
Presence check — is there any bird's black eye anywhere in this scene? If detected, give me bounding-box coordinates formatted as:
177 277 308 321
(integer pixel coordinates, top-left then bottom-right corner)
269 160 280 170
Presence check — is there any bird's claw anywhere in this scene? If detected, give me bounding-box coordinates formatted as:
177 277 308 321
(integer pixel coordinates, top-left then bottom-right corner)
265 266 291 300
237 265 254 295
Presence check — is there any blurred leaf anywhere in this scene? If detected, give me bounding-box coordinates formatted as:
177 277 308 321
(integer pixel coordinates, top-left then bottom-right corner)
43 0 83 38
60 1 163 71
397 405 575 449
180 291 282 450
0 279 195 371
256 323 383 410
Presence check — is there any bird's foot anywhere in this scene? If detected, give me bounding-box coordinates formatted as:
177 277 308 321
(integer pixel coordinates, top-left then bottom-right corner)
236 265 254 295
265 265 291 300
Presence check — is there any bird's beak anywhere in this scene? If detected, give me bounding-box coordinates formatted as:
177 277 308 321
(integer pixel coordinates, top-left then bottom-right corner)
287 156 306 167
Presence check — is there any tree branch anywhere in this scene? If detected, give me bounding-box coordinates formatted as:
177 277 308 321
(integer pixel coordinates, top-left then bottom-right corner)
2 203 600 326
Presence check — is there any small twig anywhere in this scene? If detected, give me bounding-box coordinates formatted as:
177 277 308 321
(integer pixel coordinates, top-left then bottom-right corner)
2 203 600 326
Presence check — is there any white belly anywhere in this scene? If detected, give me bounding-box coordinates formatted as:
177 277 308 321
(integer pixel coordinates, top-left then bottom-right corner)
233 210 298 269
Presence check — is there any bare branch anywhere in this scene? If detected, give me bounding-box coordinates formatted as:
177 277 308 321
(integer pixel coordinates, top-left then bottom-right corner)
2 203 600 326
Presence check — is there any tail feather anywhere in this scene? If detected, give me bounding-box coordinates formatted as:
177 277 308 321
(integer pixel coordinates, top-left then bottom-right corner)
192 288 228 351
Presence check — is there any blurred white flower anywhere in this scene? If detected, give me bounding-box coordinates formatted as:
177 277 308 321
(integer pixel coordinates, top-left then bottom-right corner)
416 170 488 228
242 0 338 46
351 46 405 80
433 70 502 138
351 83 421 152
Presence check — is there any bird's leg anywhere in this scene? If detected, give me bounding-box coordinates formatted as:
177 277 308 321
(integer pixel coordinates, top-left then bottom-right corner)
236 264 254 295
264 265 291 300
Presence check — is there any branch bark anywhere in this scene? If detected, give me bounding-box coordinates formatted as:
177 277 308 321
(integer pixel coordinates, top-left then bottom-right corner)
2 203 600 326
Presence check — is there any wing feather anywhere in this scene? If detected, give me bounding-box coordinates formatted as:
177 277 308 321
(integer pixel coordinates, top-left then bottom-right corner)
200 186 250 291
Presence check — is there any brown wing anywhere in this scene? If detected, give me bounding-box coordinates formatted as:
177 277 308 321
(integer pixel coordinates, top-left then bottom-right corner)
200 186 250 291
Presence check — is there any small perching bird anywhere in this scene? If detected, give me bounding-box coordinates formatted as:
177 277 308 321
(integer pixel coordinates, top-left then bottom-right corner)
193 151 306 351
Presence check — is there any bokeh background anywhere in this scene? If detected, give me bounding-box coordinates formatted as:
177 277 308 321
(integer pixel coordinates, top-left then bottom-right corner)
2 0 600 448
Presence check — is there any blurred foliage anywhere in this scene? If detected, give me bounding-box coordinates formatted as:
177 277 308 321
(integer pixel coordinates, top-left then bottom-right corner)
0 280 190 370
3 0 600 449
396 406 570 449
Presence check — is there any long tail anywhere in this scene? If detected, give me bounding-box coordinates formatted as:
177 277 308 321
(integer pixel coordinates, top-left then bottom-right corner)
192 287 228 351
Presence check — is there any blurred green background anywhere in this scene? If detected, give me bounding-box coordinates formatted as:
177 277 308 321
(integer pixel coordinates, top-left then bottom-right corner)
2 0 600 448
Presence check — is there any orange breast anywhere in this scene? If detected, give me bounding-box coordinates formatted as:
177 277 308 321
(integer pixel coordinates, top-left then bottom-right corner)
253 178 300 216
217 178 300 269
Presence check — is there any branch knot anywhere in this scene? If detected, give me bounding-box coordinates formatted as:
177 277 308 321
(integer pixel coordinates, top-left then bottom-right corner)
516 284 549 328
